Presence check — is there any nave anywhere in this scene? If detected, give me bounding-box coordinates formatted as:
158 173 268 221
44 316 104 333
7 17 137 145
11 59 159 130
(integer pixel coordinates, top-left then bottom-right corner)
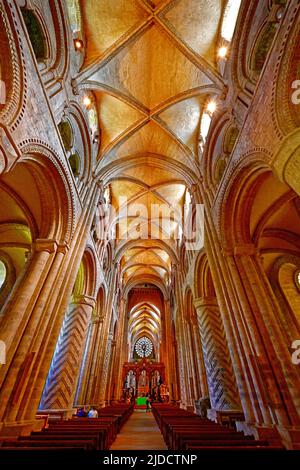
111 410 167 450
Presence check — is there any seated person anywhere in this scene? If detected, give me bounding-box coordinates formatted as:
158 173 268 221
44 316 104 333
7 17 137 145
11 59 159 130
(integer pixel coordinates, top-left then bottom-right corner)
87 406 98 418
76 407 87 417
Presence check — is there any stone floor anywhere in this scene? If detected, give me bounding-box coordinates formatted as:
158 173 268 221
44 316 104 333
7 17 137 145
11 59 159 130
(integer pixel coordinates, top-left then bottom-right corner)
110 410 167 450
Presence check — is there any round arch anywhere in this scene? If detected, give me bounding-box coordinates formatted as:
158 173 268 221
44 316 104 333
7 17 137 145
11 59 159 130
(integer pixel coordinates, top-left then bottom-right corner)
18 144 76 242
218 158 272 247
194 251 216 300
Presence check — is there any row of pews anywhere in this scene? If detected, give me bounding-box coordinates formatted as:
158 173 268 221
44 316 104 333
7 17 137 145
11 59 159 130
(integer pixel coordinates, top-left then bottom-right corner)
151 404 283 451
0 404 133 451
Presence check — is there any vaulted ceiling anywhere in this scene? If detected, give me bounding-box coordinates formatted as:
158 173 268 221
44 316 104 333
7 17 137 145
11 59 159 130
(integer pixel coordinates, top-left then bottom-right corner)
76 0 226 291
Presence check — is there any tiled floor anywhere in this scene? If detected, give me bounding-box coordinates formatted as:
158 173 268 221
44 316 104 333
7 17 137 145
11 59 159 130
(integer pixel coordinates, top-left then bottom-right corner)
110 410 167 450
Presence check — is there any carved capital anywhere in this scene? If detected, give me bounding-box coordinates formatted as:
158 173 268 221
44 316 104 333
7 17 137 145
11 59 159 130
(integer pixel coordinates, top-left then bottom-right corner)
57 243 70 254
73 294 96 309
193 296 218 310
34 239 58 253
234 243 257 257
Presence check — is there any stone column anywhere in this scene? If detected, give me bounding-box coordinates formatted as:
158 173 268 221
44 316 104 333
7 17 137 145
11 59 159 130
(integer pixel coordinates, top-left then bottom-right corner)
74 314 103 406
98 332 114 405
183 318 197 408
90 309 112 407
224 245 300 447
39 295 96 411
176 316 190 408
109 297 127 403
191 320 209 398
0 183 101 435
0 239 65 431
173 266 190 407
93 264 119 406
170 339 180 402
194 297 241 414
106 338 117 403
204 223 258 425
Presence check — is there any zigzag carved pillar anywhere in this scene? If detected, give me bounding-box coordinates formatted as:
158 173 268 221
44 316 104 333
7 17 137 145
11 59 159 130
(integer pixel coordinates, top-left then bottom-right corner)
98 332 114 405
173 266 189 407
190 319 209 399
109 297 127 403
163 299 174 401
194 297 241 413
39 295 96 411
74 315 104 405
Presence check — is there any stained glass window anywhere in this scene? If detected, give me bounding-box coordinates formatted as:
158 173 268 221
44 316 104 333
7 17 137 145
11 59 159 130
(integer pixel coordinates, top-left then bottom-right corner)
221 0 242 42
295 270 300 292
0 260 6 290
135 337 153 358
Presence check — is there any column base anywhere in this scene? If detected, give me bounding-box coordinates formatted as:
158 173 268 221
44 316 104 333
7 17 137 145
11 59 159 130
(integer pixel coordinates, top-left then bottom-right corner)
170 400 179 407
186 405 195 413
277 425 300 450
236 421 282 446
207 408 244 426
96 401 106 408
110 399 121 405
207 409 218 422
0 419 44 438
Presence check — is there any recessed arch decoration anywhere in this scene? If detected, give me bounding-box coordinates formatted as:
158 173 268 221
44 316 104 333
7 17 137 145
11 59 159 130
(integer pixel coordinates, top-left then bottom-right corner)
273 11 300 136
223 125 239 155
73 248 97 298
21 8 48 61
69 152 81 177
250 21 277 76
214 155 226 186
194 251 216 300
217 155 272 246
0 2 25 129
58 119 74 152
18 142 77 242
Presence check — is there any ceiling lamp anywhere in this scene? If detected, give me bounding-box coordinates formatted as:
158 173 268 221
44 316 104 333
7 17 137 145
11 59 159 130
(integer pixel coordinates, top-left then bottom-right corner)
83 96 91 107
218 46 228 58
207 101 217 114
74 39 83 50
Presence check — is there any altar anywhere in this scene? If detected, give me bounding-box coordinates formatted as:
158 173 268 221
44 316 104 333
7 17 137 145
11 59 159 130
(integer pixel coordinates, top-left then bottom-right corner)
122 358 167 400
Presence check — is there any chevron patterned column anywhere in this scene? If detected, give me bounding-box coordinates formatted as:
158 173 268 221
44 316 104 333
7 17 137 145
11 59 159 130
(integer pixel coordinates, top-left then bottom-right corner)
194 297 241 411
39 295 96 410
98 332 114 405
74 315 104 406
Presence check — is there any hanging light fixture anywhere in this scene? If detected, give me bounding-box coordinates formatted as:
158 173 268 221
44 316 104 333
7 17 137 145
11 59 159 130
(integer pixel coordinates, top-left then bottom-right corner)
218 46 228 58
207 100 217 114
74 39 84 50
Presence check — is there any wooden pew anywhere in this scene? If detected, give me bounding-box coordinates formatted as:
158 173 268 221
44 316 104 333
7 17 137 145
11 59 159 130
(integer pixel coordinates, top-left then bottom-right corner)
0 403 133 452
151 403 283 451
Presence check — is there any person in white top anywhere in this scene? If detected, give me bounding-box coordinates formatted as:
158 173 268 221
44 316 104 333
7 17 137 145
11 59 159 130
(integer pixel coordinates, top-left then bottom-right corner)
87 407 98 418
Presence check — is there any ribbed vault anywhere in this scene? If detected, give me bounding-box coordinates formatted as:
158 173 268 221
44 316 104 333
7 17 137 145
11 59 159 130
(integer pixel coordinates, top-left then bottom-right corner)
76 0 226 298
